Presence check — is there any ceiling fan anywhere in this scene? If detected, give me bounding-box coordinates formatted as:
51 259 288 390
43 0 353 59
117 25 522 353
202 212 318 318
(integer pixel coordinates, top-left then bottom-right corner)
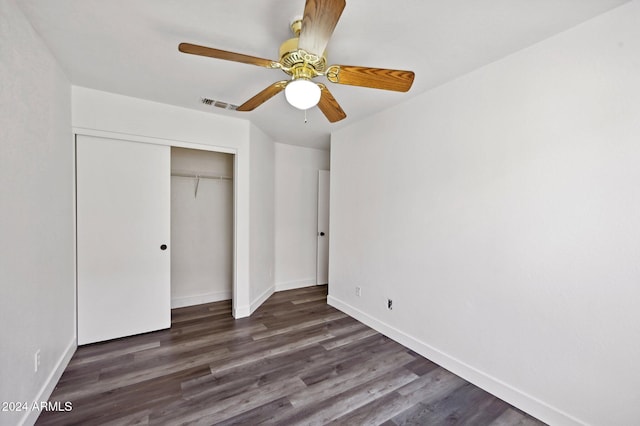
178 0 415 123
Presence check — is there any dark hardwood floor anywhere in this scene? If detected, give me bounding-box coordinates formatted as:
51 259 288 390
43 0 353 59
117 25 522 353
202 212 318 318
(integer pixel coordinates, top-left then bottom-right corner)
37 286 545 425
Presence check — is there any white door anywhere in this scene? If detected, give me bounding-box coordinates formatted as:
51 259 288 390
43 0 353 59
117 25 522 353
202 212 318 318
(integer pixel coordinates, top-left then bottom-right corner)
316 170 330 285
77 135 171 345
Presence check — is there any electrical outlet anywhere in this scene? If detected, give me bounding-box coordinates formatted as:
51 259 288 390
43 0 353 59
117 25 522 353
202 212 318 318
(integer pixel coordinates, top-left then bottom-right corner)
355 286 361 297
387 299 393 310
34 350 41 373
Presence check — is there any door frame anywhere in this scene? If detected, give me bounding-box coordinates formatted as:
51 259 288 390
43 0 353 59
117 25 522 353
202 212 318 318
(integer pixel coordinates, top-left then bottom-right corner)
316 170 330 285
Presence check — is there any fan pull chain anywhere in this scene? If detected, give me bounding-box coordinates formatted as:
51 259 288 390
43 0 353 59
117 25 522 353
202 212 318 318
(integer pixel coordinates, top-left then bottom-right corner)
304 109 308 124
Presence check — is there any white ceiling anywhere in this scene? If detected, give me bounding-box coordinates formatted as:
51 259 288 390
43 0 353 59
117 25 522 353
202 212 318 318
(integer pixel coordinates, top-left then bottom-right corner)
18 0 630 150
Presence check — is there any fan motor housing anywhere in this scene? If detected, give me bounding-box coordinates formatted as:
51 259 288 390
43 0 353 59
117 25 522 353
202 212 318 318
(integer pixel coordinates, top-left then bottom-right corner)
278 19 327 75
279 38 327 73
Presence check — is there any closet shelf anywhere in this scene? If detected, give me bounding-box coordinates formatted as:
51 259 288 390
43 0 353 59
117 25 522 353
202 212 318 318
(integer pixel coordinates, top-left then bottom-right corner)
171 172 232 181
171 171 232 198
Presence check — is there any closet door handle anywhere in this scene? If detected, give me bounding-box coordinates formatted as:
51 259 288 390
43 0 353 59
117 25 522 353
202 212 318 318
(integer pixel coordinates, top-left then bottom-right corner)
160 244 168 251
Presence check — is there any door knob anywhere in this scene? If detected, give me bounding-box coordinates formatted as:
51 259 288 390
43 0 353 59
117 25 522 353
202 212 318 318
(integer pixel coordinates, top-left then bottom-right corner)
160 244 167 250
319 232 325 236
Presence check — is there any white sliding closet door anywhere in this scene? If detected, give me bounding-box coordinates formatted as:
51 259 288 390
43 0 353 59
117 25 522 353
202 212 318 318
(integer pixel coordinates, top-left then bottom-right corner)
77 135 171 345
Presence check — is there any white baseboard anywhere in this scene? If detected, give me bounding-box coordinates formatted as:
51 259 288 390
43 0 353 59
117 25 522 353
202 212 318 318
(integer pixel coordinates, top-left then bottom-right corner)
171 290 232 309
232 281 315 319
250 285 275 315
233 304 250 319
21 338 76 426
275 278 316 292
233 285 274 318
235 282 319 318
327 295 584 426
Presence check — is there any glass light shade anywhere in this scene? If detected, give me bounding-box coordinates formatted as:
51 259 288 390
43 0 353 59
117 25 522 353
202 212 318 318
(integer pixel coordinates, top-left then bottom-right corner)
284 79 321 110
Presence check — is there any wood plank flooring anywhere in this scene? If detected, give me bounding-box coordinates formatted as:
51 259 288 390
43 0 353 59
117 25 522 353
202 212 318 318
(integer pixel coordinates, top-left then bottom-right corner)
37 286 545 425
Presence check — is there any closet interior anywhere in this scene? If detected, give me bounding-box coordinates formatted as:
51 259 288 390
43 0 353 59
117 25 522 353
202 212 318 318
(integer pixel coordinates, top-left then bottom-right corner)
170 147 234 310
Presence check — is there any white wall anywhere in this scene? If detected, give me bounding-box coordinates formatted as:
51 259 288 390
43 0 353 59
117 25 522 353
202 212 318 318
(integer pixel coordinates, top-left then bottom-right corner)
329 2 640 425
72 86 254 317
249 124 276 311
275 143 330 290
0 1 75 425
171 148 234 308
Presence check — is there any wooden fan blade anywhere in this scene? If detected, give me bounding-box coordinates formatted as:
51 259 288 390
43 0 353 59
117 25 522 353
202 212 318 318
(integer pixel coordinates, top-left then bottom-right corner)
179 43 277 68
236 81 287 111
326 65 415 92
298 0 346 57
317 84 346 123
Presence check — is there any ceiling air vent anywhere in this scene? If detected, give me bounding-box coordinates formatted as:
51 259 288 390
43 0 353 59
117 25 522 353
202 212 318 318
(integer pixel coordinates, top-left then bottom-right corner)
201 97 238 110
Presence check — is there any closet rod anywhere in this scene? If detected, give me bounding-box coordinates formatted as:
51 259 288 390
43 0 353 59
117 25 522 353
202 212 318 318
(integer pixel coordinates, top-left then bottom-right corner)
171 172 232 181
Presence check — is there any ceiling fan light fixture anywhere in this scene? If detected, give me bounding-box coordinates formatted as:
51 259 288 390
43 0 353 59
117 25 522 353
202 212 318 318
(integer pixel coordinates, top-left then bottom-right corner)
178 0 413 122
285 79 321 110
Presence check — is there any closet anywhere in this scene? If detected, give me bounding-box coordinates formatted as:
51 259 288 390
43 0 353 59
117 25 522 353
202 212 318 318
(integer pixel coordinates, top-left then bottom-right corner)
76 136 233 345
170 147 234 308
